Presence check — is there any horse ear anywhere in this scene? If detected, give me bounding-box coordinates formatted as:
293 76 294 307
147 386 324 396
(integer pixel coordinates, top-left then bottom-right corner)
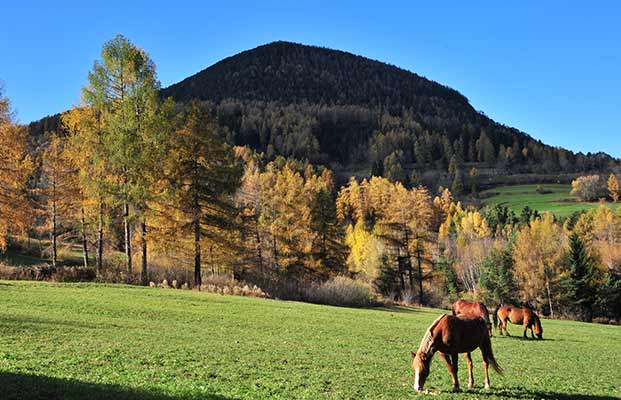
410 351 417 359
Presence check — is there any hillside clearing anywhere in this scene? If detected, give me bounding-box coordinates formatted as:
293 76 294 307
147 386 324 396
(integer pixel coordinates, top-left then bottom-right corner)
0 281 619 399
481 184 620 217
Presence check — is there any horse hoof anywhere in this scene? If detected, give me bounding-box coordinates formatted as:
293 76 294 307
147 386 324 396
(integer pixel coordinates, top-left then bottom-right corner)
451 386 461 393
485 384 491 390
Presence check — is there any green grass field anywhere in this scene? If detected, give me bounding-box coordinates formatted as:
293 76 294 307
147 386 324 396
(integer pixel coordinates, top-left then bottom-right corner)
0 281 619 400
481 184 620 218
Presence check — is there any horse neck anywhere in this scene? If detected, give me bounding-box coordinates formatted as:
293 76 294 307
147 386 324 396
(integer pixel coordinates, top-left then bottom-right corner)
417 330 435 357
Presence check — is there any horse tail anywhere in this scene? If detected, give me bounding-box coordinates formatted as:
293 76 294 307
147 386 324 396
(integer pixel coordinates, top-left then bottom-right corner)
481 304 493 336
492 304 500 328
482 334 503 375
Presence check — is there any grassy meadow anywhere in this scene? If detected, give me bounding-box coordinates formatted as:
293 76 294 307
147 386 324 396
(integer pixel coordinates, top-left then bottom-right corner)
481 184 620 217
0 281 619 399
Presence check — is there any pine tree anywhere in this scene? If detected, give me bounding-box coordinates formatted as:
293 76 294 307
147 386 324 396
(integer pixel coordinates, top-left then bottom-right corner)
565 232 598 322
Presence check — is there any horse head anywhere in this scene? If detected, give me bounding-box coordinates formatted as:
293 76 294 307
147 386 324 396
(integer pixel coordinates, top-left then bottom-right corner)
411 351 431 392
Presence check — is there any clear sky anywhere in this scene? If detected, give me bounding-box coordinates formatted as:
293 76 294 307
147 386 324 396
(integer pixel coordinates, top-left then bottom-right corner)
1 1 619 157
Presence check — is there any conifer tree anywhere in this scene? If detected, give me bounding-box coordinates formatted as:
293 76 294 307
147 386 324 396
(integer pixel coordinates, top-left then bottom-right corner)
565 232 598 321
0 86 33 250
161 101 241 287
608 173 620 203
85 34 159 275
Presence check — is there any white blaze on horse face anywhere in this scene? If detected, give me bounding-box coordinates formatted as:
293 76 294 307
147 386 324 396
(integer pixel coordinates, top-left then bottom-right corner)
414 370 421 392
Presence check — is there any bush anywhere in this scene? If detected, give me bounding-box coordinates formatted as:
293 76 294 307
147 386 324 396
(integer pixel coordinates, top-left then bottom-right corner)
305 276 378 307
571 175 603 202
0 264 96 282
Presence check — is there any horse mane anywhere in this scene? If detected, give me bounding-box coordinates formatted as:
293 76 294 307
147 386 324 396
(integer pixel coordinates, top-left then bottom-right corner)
416 314 447 356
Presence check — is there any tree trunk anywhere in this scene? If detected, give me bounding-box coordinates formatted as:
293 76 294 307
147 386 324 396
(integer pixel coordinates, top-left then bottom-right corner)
51 197 57 268
545 272 554 319
123 200 132 275
81 207 89 268
140 218 148 285
417 247 424 305
96 202 103 273
194 218 201 289
210 244 215 275
255 222 263 275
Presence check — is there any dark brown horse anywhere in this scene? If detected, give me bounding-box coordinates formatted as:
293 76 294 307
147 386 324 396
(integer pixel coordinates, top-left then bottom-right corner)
495 305 543 339
452 299 493 337
411 314 503 393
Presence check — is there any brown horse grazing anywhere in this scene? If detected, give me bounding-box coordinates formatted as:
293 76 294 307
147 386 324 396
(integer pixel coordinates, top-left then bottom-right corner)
495 305 543 339
410 314 503 393
452 299 493 337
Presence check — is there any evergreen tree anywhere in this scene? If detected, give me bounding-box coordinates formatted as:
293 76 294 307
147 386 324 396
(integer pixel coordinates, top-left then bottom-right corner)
565 232 598 322
479 244 518 304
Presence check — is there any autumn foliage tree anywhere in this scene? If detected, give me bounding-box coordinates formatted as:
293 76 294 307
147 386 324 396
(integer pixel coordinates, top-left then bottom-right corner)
513 213 564 318
0 86 33 250
608 173 620 203
84 34 160 275
158 101 241 287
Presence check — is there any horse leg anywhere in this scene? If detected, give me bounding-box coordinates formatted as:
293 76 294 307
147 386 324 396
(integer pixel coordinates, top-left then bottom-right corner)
481 350 491 389
530 323 535 339
464 352 474 389
439 352 459 392
523 323 528 339
504 320 510 336
451 352 461 392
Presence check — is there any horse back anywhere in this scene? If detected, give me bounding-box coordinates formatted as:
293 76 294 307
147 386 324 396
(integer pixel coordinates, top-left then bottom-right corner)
434 315 488 354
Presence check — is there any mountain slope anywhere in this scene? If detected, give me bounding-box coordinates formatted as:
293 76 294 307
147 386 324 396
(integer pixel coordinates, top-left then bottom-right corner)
162 41 471 112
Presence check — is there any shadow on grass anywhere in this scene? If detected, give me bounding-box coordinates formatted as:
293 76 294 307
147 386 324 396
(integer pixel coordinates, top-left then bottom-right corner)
0 314 105 330
474 386 619 400
0 372 237 400
493 333 567 342
370 305 423 314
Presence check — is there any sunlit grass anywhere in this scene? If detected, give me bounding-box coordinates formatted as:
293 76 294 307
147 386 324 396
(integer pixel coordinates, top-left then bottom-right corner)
481 184 620 217
0 281 619 399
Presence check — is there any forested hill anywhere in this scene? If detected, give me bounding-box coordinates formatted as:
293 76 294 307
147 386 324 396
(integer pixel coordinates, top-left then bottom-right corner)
30 41 616 179
161 41 471 111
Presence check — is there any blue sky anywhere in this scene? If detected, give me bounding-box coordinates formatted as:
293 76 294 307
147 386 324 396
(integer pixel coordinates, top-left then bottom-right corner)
1 1 619 156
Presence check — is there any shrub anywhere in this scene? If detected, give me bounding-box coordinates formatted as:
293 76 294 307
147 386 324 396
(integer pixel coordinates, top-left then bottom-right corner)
0 264 96 282
305 276 378 307
571 175 603 202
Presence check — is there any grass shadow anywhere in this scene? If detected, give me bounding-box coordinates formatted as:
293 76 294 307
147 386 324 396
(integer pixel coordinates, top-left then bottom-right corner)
0 315 106 330
0 372 237 400
472 386 619 400
370 305 423 314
